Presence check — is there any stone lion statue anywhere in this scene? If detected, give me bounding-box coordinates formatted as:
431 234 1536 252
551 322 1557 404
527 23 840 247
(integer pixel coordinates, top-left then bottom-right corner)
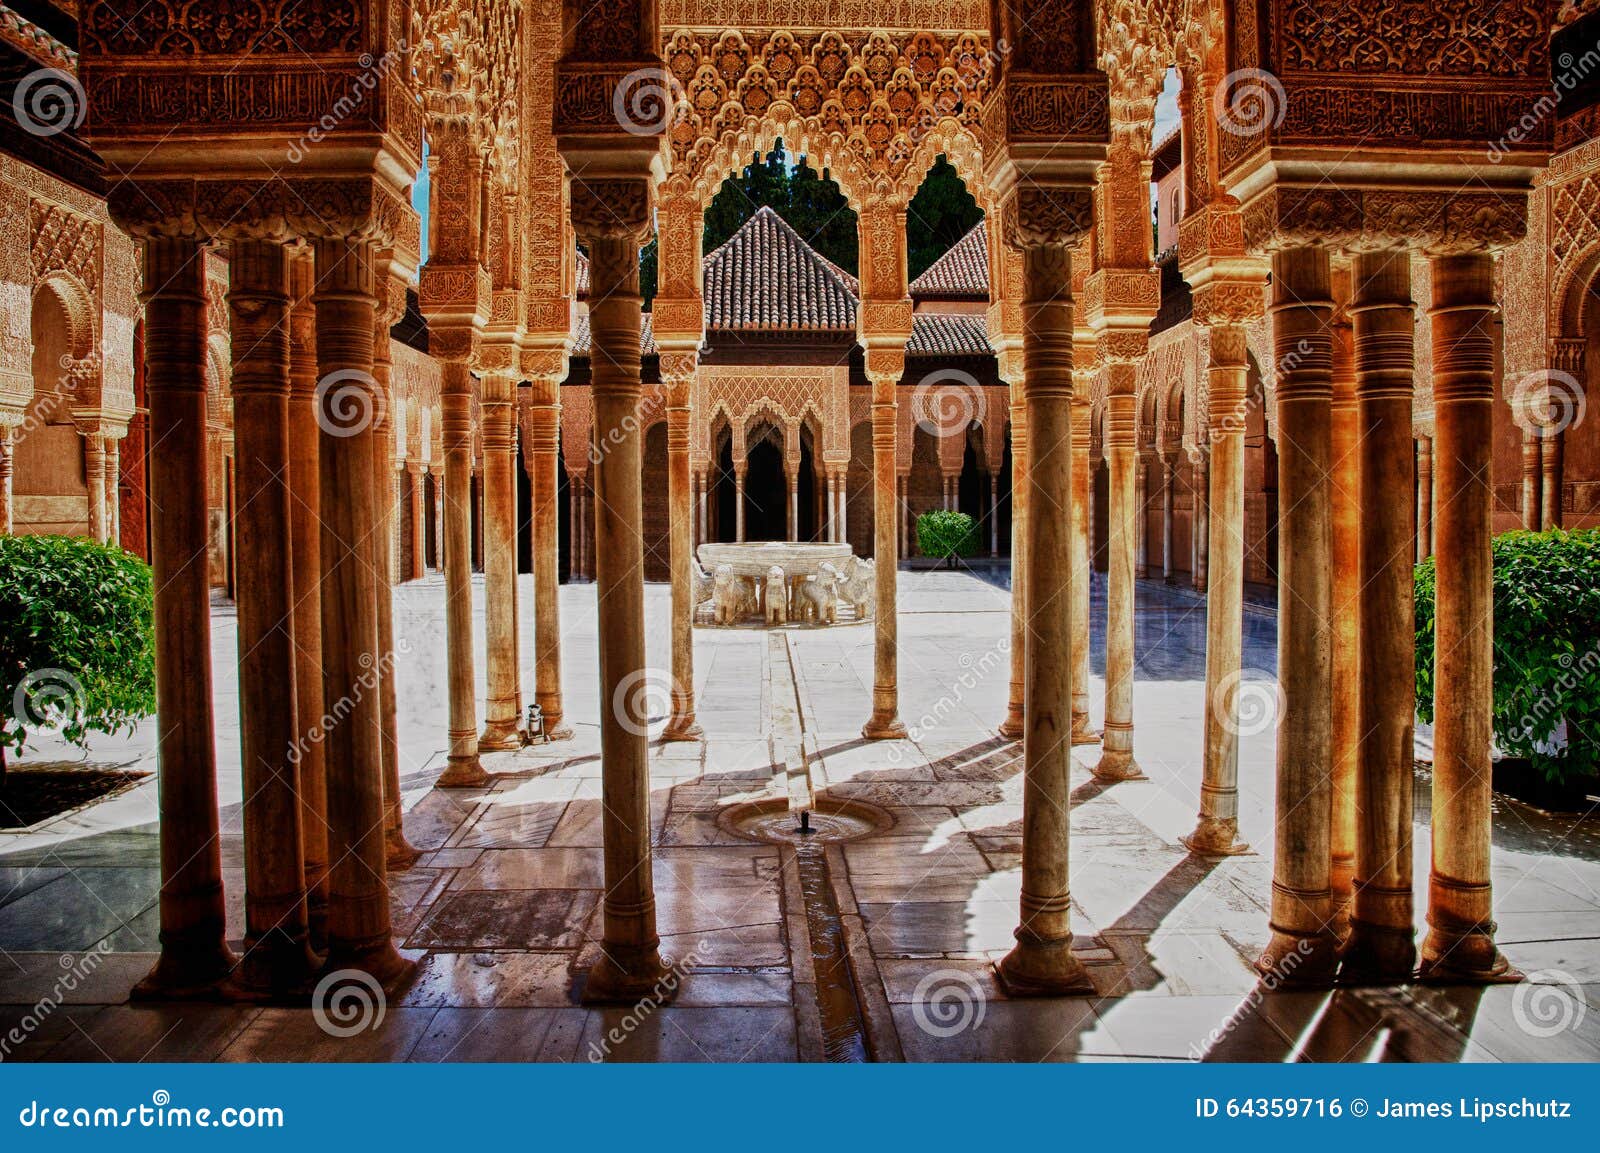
839 555 876 620
796 562 840 625
712 563 754 625
764 566 787 626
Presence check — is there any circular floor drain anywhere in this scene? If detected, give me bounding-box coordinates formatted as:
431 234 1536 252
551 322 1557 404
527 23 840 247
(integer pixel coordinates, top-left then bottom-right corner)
718 797 893 845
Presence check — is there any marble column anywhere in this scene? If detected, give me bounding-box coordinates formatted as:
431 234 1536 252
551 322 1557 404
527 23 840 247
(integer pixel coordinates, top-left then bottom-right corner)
131 237 234 999
406 464 426 580
1416 437 1434 562
999 378 1027 740
996 244 1092 996
0 427 13 534
1257 245 1338 982
311 234 409 987
227 239 317 993
1096 386 1142 780
1160 459 1175 581
898 474 911 557
836 469 848 544
863 369 906 739
436 365 488 786
1133 461 1149 578
479 374 522 751
83 433 107 542
1185 322 1254 856
1339 250 1417 977
527 391 572 739
1541 432 1563 530
697 469 709 547
1421 252 1515 983
787 468 800 540
1519 429 1542 529
989 472 1002 556
287 252 329 948
663 384 701 740
1070 395 1095 744
734 467 747 542
371 304 419 868
1328 274 1359 928
579 216 668 1002
1193 449 1210 591
104 438 121 544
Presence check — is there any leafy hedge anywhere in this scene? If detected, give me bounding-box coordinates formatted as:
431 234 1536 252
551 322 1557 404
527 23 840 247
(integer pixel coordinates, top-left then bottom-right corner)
916 510 979 566
1 535 157 764
1415 529 1600 783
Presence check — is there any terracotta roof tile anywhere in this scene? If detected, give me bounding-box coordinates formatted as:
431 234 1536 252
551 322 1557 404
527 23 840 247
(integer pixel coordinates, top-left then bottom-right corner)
908 223 989 299
703 206 857 331
907 313 992 357
572 311 655 356
575 249 589 298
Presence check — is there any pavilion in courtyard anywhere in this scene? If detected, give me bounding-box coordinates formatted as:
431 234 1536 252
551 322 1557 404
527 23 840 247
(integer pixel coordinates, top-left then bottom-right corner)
0 0 1598 1060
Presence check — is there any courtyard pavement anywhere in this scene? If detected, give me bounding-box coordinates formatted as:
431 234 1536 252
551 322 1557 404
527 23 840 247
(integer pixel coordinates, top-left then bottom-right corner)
2 569 1598 1061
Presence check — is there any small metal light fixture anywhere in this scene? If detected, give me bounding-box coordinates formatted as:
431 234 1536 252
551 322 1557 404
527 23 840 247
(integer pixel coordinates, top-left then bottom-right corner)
524 703 544 745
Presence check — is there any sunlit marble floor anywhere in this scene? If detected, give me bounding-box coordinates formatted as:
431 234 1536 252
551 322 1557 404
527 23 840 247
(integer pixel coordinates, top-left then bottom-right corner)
1 570 1598 1062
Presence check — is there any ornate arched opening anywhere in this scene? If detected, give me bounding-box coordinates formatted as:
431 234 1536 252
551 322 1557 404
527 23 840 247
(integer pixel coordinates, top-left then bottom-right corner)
743 420 788 541
16 276 96 536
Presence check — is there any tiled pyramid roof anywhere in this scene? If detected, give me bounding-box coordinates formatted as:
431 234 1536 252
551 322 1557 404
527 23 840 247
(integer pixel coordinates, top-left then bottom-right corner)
908 222 988 299
703 206 857 331
908 314 992 357
572 312 656 357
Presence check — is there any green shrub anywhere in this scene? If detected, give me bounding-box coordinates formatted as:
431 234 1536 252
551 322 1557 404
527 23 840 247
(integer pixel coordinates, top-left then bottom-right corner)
0 535 157 771
916 510 979 566
1415 528 1600 783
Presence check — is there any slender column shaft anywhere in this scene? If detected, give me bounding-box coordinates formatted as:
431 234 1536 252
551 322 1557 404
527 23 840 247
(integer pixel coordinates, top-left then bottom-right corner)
105 439 121 544
287 258 329 948
1097 385 1141 780
436 365 487 786
787 470 799 540
83 434 107 541
479 378 522 750
582 231 666 999
664 399 701 740
1541 433 1563 530
1520 430 1541 529
529 400 571 739
734 470 746 542
997 245 1092 996
1341 251 1417 976
837 470 847 544
406 467 425 580
1328 286 1359 926
0 428 13 534
1133 463 1148 576
1161 460 1174 580
434 466 446 571
133 237 233 997
1186 324 1252 855
863 377 906 739
1416 438 1434 562
311 235 408 985
1194 452 1209 591
228 239 316 992
1259 246 1339 981
371 319 417 867
697 471 708 547
1421 253 1514 982
1000 388 1028 739
989 473 1001 556
1070 398 1094 743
